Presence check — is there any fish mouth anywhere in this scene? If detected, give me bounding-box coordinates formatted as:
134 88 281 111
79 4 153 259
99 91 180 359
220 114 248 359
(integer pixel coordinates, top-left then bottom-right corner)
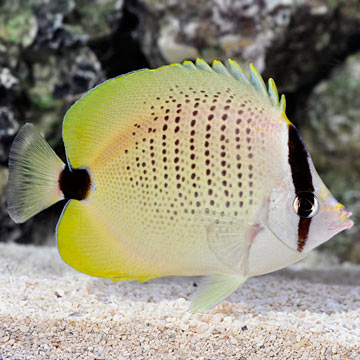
329 208 354 231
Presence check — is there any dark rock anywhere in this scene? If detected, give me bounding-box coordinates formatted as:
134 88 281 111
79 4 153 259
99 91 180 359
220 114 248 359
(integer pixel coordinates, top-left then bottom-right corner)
134 0 360 93
0 0 359 264
0 0 124 245
303 52 360 262
0 108 18 138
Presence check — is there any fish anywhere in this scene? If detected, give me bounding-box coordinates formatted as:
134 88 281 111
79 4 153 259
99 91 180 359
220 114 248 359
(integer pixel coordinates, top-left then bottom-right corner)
6 59 353 312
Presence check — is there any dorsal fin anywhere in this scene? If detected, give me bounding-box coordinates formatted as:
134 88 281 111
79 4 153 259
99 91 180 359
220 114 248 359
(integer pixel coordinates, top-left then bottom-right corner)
189 58 286 113
212 60 231 76
280 94 286 113
64 58 288 169
249 63 270 103
268 78 279 107
228 58 250 84
182 60 197 70
195 58 213 72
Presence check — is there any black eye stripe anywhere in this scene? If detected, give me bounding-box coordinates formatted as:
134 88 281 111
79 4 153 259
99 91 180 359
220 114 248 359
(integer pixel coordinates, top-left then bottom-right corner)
288 125 314 194
288 124 314 252
298 218 312 252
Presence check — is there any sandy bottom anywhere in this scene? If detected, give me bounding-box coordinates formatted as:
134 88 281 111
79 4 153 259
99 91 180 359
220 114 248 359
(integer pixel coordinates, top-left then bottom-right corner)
0 243 359 359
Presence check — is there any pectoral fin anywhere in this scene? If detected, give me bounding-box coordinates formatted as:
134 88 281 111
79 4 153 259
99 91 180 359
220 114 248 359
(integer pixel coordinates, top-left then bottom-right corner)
190 274 248 312
207 220 258 273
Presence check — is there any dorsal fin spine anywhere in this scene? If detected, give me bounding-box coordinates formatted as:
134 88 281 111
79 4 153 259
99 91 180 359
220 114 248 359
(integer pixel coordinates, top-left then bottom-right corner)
268 78 279 107
280 94 286 113
249 63 270 104
228 58 250 84
195 58 213 72
212 60 230 76
182 60 196 70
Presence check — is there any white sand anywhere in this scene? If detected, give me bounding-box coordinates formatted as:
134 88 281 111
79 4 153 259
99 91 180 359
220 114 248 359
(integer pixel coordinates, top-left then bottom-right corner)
0 243 359 359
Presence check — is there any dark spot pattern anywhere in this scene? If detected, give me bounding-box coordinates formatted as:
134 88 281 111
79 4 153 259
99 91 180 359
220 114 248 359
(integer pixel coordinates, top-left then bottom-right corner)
96 75 283 240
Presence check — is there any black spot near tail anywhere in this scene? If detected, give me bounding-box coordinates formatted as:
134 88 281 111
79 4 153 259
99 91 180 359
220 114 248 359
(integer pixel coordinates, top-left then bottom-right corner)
59 165 91 200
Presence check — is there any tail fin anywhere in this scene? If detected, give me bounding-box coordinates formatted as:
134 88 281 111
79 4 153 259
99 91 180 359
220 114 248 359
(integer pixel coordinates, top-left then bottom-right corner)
7 123 65 223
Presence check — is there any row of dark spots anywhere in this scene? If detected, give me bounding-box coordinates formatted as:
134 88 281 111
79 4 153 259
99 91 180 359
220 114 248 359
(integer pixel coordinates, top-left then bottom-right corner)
203 105 226 210
204 98 249 211
229 105 256 208
171 88 221 212
246 114 254 206
189 104 198 196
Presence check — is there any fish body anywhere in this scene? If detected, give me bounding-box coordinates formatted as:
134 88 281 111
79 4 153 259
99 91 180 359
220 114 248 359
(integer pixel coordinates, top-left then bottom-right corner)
7 59 353 311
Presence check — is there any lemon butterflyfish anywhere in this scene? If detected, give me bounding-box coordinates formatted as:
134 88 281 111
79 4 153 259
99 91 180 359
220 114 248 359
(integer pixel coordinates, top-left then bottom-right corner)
7 59 353 311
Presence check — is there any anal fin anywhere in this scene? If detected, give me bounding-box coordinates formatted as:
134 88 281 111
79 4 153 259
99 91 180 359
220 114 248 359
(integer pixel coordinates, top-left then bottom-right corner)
190 274 247 312
57 200 161 281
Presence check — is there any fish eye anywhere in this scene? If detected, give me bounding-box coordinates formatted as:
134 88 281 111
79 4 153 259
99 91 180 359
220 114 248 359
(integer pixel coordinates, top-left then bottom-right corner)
292 192 319 218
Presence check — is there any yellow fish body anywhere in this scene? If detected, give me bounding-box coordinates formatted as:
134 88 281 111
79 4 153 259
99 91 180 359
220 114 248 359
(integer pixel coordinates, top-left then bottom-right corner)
7 59 353 311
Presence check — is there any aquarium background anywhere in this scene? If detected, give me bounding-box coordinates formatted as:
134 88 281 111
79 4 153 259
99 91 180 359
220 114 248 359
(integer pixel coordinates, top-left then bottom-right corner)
0 0 359 261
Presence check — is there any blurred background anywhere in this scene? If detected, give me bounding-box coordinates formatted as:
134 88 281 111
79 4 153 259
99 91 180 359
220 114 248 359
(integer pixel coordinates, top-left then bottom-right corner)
0 0 359 261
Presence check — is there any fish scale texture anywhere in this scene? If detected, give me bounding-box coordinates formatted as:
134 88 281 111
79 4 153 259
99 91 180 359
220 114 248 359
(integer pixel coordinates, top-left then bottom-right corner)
59 63 288 278
0 243 360 359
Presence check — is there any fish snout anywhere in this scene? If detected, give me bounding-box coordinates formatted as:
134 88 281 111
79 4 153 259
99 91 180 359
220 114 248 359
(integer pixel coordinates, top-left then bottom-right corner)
329 207 354 231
